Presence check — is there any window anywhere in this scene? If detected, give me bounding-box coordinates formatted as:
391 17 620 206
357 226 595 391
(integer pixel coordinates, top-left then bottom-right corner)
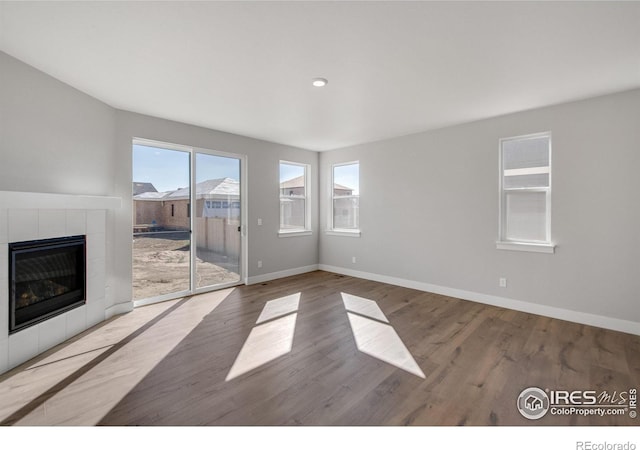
279 161 310 235
171 204 175 217
498 132 554 253
330 162 360 235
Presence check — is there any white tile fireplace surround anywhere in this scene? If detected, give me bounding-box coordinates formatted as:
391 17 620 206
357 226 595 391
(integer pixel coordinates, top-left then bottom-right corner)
0 191 121 374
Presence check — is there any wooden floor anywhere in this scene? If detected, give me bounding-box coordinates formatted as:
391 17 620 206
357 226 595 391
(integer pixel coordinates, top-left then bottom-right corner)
0 270 638 425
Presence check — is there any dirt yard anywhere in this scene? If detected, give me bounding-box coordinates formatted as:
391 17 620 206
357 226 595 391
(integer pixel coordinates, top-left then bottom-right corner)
133 236 240 301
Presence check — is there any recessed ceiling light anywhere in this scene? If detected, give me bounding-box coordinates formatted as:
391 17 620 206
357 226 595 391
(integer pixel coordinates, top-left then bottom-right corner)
312 77 328 87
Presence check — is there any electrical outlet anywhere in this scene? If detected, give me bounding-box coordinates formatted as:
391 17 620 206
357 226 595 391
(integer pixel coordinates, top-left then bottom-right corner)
257 218 262 226
499 277 507 288
352 256 357 264
258 260 263 268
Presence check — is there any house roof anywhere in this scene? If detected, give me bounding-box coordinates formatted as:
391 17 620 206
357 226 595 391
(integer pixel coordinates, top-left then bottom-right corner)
333 183 352 192
134 178 240 201
133 191 171 200
133 182 158 196
167 177 239 199
279 175 305 189
280 175 352 192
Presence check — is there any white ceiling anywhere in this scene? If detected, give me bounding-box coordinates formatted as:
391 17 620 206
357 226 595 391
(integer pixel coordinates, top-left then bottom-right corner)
1 1 639 151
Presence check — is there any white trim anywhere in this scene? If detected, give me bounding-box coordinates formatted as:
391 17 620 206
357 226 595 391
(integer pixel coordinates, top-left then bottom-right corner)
246 264 319 285
318 265 640 336
499 131 552 145
105 302 134 319
194 280 243 295
332 194 359 199
133 137 192 153
278 230 313 237
503 187 549 193
133 289 191 308
0 191 121 210
332 160 360 168
504 166 550 177
326 230 361 237
496 241 555 253
241 155 249 285
190 146 197 294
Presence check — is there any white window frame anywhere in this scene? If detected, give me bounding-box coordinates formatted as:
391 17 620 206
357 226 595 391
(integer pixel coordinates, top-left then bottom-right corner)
497 132 555 254
278 160 312 237
327 161 361 237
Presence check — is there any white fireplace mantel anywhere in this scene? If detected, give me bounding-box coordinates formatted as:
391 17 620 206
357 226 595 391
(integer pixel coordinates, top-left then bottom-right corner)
0 191 121 210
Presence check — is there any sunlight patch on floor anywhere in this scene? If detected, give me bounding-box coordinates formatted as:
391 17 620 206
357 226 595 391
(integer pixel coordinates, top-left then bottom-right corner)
256 293 300 324
225 313 297 381
342 293 425 379
226 293 300 381
341 292 388 323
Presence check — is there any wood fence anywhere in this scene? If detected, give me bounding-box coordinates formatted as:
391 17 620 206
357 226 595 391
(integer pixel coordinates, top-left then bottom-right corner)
195 217 240 259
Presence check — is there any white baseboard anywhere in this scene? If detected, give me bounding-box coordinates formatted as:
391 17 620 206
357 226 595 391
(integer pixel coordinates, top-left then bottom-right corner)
247 264 319 285
105 302 134 319
318 264 640 336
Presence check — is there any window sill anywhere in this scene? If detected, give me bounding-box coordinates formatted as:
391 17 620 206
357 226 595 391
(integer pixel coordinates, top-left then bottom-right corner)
326 230 361 238
278 230 313 238
496 241 555 254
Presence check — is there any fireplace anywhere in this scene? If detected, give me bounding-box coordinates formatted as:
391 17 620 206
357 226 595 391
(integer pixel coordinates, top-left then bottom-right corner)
9 235 86 334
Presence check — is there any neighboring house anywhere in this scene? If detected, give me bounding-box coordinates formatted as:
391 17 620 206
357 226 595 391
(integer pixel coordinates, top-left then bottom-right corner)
279 175 352 197
279 175 306 229
133 190 173 229
168 178 240 220
331 181 357 229
133 181 158 196
133 177 240 231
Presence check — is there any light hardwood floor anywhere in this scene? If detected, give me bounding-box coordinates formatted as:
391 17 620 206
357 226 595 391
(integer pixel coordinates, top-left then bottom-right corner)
0 271 638 425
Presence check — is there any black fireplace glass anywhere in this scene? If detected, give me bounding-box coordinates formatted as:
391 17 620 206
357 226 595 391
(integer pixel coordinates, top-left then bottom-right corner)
9 235 86 334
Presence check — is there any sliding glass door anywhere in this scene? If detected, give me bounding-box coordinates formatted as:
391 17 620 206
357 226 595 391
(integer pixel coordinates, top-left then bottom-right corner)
132 140 244 306
132 144 191 302
195 152 241 289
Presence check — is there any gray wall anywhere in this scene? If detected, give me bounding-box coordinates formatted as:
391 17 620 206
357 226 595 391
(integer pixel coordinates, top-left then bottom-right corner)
0 52 116 196
113 111 319 306
319 89 640 325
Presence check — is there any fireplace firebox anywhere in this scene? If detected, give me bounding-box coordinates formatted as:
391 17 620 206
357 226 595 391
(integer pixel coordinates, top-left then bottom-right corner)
9 235 86 334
